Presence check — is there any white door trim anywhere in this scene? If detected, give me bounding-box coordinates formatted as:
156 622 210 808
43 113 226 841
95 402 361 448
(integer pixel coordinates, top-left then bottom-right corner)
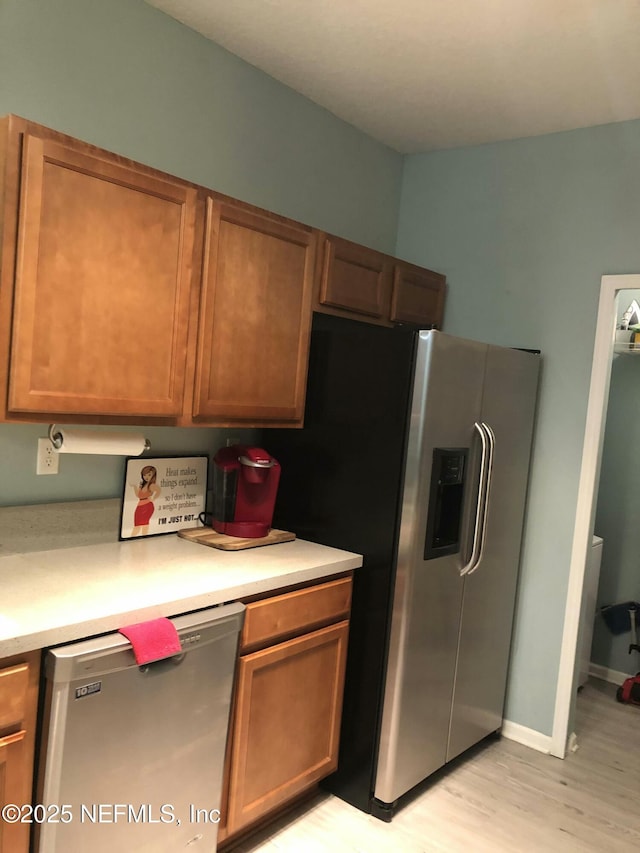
550 274 640 758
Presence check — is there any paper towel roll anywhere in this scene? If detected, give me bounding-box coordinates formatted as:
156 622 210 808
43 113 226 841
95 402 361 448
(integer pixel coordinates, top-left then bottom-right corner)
50 427 149 456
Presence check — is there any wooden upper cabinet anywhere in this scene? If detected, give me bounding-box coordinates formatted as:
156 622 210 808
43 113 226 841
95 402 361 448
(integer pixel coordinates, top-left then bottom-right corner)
6 123 197 418
0 115 446 426
316 233 446 329
192 197 315 426
317 234 393 323
390 260 446 328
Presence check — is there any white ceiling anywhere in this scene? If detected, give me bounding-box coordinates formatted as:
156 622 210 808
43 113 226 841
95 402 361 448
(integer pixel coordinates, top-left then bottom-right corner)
145 0 640 154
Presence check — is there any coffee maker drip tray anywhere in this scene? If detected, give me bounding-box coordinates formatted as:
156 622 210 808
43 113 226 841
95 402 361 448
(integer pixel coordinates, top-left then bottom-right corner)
177 527 296 551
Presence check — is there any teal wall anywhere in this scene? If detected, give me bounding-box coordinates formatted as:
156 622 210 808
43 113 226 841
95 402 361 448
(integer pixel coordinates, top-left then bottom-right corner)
3 0 639 738
396 122 640 734
0 0 403 506
592 291 640 676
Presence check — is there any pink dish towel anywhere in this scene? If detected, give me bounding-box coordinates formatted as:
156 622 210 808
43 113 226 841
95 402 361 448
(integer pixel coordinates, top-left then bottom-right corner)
118 617 182 665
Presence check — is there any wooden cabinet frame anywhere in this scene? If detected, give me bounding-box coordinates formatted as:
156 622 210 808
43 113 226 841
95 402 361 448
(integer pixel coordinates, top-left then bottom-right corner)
0 650 40 853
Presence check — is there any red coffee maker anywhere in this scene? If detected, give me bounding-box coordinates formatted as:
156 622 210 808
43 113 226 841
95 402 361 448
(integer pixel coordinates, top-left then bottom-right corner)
212 445 281 538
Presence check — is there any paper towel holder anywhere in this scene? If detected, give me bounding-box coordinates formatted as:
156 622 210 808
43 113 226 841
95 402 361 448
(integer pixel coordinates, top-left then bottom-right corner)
48 424 151 456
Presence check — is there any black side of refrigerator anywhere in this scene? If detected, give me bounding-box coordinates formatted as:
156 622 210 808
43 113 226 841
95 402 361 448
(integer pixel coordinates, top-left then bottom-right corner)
263 312 416 812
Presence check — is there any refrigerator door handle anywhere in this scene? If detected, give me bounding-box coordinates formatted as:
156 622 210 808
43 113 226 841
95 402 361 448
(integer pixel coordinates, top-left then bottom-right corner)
466 422 495 576
460 422 489 577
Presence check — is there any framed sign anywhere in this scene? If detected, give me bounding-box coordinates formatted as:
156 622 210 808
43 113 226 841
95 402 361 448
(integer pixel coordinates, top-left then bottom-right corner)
120 455 208 540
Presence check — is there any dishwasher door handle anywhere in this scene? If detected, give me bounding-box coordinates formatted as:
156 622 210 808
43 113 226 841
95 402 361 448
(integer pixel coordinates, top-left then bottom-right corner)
138 653 186 674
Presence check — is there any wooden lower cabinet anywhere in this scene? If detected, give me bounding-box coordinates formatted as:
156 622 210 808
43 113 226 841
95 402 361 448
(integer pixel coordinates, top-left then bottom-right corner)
218 576 351 844
0 650 40 853
226 621 348 835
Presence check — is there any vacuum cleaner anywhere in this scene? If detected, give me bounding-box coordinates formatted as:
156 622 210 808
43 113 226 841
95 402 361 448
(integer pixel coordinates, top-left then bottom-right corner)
601 601 640 705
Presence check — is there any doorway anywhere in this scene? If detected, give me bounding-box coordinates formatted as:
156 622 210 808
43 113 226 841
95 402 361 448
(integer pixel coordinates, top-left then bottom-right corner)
551 274 640 758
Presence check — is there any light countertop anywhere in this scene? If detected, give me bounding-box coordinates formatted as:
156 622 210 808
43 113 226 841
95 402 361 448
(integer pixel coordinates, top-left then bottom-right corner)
0 500 362 658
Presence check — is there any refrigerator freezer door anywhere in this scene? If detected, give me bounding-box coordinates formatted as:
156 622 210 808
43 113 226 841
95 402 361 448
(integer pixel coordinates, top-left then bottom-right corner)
36 603 244 853
446 345 539 761
374 331 487 806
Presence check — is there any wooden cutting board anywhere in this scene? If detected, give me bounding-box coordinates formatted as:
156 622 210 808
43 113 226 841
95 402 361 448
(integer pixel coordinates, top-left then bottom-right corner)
177 526 296 551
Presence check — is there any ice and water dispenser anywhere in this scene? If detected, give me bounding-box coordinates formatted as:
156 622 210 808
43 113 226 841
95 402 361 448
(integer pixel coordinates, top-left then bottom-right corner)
424 448 468 560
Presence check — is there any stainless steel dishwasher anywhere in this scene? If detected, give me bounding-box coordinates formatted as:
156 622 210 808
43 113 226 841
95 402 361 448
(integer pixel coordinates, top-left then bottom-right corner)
36 602 245 853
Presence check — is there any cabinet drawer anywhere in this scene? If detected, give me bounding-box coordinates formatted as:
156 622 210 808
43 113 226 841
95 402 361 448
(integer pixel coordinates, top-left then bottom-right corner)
240 576 352 652
0 663 29 731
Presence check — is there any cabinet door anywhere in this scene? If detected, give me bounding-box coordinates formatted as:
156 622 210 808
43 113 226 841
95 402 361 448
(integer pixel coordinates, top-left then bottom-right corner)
0 650 40 853
318 235 393 321
8 133 197 417
390 262 446 328
226 620 349 835
193 198 315 426
0 731 28 853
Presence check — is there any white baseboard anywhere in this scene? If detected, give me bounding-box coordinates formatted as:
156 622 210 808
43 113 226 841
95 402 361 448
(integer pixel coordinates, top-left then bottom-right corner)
589 662 634 685
500 719 552 754
501 662 634 755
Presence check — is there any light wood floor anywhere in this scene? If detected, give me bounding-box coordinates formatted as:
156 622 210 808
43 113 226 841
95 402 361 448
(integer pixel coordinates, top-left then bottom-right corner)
227 678 640 852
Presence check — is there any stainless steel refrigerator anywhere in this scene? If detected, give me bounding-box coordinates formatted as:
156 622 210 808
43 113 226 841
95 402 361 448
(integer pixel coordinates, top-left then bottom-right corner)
266 313 539 820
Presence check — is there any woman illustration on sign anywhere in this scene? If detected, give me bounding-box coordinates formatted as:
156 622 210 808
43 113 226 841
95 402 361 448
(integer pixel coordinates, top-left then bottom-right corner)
131 465 161 537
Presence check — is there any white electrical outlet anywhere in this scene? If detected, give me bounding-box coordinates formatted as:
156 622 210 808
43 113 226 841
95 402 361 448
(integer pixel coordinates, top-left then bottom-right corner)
37 438 59 475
